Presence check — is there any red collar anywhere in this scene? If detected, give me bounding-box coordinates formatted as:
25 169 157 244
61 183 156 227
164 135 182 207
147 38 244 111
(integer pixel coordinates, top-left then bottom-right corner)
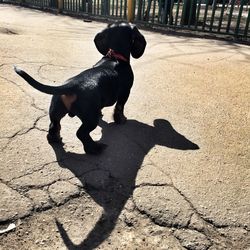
106 49 128 62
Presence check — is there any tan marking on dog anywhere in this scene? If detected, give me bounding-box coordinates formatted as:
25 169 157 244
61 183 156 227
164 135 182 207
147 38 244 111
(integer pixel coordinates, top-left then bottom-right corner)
61 94 77 111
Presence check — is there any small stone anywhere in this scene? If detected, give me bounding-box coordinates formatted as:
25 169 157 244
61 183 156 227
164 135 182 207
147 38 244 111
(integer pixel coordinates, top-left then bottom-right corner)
174 229 212 250
189 213 206 231
0 183 33 222
26 189 51 210
133 186 193 228
48 181 80 205
68 177 85 187
124 199 136 211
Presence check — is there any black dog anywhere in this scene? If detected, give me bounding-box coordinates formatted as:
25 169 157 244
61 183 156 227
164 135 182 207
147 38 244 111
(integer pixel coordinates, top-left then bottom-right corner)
14 22 146 154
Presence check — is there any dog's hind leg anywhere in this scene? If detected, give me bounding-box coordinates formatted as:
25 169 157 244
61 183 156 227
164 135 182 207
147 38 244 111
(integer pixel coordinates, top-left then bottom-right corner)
113 89 131 124
47 95 68 144
76 113 107 154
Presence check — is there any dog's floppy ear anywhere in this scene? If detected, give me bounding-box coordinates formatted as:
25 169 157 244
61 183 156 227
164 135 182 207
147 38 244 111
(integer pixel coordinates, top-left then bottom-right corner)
131 26 146 59
94 28 109 56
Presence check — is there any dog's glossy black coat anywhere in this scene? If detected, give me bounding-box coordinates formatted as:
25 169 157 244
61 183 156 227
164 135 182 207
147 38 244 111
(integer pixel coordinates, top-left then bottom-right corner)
14 22 146 154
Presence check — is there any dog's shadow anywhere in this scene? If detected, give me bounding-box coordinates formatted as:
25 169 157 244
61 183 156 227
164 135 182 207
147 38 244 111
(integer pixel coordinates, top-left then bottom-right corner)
52 118 199 250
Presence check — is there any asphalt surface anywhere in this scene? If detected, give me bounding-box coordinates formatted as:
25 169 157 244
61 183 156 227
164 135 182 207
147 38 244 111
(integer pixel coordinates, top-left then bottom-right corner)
0 4 249 250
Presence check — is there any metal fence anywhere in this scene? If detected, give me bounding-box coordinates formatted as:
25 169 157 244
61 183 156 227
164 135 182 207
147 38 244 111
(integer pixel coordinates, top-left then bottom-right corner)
136 0 250 40
1 0 249 41
62 0 128 18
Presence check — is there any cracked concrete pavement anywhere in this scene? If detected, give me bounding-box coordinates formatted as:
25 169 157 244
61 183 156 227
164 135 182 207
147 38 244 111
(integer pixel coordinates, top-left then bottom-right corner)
0 4 250 250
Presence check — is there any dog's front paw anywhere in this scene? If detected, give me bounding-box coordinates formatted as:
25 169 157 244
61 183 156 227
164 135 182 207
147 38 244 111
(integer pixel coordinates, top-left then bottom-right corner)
84 142 107 155
113 113 127 124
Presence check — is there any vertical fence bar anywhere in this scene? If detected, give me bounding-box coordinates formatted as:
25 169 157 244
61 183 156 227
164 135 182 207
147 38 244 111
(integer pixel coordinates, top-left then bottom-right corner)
116 0 118 16
182 0 197 26
158 0 162 22
169 0 174 25
88 0 93 13
174 0 181 25
81 0 85 12
181 0 188 25
94 0 96 15
195 0 202 29
142 0 146 21
136 0 142 20
188 0 195 27
209 0 217 31
152 0 156 23
144 0 152 22
202 0 210 31
120 0 122 17
226 0 235 33
111 0 114 15
243 8 250 37
128 0 134 20
218 0 226 32
124 0 127 18
163 0 168 24
235 0 245 36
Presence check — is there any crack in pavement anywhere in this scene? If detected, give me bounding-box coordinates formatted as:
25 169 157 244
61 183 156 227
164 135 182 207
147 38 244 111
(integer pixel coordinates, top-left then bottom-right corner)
135 183 169 188
36 62 84 83
134 180 250 231
0 75 48 113
132 182 249 250
7 161 59 184
0 113 48 139
0 71 49 152
132 201 229 249
2 167 114 223
0 114 48 153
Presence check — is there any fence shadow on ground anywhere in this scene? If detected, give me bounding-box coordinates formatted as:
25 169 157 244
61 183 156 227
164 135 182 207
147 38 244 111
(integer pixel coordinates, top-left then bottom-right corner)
51 118 199 250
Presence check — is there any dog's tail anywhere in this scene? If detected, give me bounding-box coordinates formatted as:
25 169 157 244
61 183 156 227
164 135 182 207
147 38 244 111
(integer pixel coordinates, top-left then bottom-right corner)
14 66 73 95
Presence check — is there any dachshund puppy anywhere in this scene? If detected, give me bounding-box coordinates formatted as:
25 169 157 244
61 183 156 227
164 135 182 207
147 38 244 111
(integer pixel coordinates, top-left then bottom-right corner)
14 22 146 154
